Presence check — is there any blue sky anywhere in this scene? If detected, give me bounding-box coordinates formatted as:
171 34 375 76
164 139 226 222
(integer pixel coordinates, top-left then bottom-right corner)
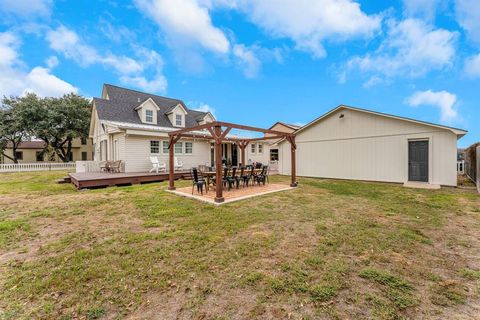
0 0 479 146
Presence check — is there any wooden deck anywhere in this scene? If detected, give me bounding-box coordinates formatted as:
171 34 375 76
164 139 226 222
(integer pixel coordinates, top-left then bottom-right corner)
69 171 189 189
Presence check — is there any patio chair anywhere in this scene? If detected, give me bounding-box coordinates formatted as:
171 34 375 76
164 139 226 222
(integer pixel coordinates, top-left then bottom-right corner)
111 160 123 173
222 167 230 190
191 167 206 195
226 167 237 190
255 165 269 185
174 157 184 171
234 166 244 189
100 160 113 172
149 157 166 173
242 166 255 187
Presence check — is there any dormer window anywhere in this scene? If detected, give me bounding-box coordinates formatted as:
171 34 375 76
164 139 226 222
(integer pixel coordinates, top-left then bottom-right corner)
175 114 183 126
145 110 154 123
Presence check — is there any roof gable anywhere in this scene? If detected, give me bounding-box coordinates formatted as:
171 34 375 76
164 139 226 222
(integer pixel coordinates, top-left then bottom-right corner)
295 105 467 137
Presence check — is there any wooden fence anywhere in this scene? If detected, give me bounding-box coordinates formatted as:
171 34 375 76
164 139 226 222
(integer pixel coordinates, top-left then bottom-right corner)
0 162 76 173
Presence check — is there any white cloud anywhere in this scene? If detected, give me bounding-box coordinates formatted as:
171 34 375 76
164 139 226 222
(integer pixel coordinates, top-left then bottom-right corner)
0 0 52 18
455 0 480 43
134 0 230 54
344 19 457 85
405 90 458 122
0 32 77 98
45 55 58 68
23 67 77 97
464 54 480 78
402 0 439 21
233 44 261 78
188 101 216 117
237 0 381 58
46 26 167 93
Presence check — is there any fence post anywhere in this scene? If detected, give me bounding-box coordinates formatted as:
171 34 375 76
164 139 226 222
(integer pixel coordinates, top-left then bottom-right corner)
477 146 479 194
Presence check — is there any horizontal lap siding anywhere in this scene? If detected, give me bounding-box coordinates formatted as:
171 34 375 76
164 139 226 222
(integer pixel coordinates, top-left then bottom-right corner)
124 136 210 172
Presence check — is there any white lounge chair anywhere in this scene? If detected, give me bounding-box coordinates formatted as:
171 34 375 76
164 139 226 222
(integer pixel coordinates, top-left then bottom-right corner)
149 156 166 173
174 157 184 171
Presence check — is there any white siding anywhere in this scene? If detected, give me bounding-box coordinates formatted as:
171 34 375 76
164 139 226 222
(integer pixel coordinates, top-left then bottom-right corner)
244 142 271 164
279 108 459 186
124 135 211 172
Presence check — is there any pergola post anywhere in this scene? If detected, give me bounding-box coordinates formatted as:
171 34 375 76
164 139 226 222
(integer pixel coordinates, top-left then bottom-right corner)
214 125 224 203
239 140 248 166
168 134 181 190
168 136 175 190
288 136 297 187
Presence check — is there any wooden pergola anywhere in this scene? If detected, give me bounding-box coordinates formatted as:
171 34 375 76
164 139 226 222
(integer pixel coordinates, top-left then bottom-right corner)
167 121 297 203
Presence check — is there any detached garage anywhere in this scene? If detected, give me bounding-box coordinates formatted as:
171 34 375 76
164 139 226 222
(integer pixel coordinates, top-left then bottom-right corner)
278 105 467 187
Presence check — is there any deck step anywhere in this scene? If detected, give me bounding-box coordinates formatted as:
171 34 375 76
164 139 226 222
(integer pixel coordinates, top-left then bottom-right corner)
57 176 71 184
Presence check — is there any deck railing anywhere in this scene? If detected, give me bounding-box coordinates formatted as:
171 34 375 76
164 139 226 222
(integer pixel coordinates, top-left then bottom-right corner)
0 162 76 173
76 161 126 173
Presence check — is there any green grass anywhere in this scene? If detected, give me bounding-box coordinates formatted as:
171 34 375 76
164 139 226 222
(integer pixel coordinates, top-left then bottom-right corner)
0 172 479 319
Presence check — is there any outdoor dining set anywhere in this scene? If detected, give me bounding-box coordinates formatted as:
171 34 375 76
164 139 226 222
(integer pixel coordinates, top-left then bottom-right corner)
190 163 270 195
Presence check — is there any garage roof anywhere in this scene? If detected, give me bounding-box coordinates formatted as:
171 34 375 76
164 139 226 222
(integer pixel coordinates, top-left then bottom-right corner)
295 105 468 137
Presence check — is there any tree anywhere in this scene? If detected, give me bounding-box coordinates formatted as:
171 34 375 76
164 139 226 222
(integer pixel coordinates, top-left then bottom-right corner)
23 93 91 162
0 97 30 163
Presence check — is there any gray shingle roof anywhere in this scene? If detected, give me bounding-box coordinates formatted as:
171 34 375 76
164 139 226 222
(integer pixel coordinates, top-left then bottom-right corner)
94 84 210 128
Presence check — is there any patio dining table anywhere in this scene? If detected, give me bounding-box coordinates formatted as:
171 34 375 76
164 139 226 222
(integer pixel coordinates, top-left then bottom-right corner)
201 168 263 191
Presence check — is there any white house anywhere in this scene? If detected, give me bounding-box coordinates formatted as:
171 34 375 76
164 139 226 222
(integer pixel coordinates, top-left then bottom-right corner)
278 105 467 187
89 84 275 172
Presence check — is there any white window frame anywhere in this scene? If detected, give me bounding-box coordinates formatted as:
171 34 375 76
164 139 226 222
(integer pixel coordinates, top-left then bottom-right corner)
162 140 169 154
185 142 193 154
174 142 183 154
150 140 160 154
251 143 256 154
175 114 183 127
145 110 154 123
258 143 263 154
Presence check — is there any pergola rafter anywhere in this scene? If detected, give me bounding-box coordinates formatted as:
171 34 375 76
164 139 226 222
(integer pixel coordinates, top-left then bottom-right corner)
167 121 297 203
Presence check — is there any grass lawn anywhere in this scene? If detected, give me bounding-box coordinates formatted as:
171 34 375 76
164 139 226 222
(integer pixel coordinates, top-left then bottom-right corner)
0 172 479 319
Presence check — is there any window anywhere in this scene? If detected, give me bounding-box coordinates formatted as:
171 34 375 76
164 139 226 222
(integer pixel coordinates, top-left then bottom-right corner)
270 149 279 161
150 140 159 153
81 137 87 145
81 152 88 161
36 151 43 162
162 141 169 154
175 114 182 126
251 143 256 154
15 151 23 160
258 143 263 154
174 142 183 154
185 142 193 154
145 110 154 123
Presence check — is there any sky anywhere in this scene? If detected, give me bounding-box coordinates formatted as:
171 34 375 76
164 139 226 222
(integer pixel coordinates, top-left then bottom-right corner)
0 0 479 147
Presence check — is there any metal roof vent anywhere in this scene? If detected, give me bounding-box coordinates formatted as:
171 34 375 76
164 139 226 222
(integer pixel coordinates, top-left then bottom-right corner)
137 97 141 103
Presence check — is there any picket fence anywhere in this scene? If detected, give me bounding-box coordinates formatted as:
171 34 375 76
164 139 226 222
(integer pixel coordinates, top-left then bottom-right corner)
0 162 76 173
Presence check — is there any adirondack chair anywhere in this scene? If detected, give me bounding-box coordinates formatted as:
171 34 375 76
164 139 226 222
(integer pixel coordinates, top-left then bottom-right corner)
174 157 184 171
149 156 166 173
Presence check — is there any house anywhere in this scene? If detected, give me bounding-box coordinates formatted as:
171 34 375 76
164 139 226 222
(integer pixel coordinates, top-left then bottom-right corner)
90 84 274 172
278 105 467 187
266 122 300 163
1 138 94 164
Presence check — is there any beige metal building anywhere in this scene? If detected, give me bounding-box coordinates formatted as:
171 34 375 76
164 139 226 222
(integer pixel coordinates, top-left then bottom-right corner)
279 105 467 187
1 139 94 164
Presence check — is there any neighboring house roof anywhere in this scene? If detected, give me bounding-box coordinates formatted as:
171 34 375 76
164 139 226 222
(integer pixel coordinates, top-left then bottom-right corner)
268 121 301 131
5 141 46 149
93 84 211 129
295 105 468 137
